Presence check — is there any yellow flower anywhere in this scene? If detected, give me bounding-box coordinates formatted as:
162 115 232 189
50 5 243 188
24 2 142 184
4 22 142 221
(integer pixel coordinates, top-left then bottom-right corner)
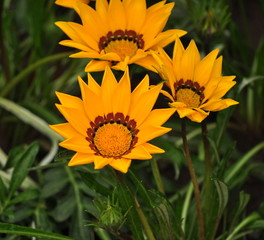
55 0 186 72
152 37 238 123
55 0 92 8
50 67 175 173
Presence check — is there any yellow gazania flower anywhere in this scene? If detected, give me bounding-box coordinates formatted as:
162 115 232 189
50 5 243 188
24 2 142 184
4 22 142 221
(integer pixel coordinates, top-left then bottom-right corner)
50 67 175 173
55 0 93 8
55 0 186 72
151 37 238 123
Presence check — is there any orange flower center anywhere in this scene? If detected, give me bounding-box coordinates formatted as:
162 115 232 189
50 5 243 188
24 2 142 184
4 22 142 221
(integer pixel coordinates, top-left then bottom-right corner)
86 113 139 158
99 30 144 61
93 123 132 157
174 79 205 108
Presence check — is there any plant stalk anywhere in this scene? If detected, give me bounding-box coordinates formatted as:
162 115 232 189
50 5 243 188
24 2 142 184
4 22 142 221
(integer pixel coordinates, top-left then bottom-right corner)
150 157 165 194
181 119 205 240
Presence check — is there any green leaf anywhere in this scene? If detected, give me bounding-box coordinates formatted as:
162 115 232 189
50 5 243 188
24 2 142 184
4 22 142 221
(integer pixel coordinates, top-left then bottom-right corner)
8 188 40 206
5 145 26 169
0 222 77 240
116 180 144 240
0 176 7 203
214 180 228 215
79 171 112 196
8 141 39 200
50 193 75 222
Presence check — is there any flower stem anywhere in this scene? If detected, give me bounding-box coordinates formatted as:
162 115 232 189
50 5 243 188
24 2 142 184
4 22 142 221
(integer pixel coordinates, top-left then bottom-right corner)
134 197 156 240
181 119 205 240
115 171 156 240
150 158 165 194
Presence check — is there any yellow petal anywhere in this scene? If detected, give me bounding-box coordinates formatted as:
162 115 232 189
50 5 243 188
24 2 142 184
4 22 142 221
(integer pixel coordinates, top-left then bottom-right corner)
68 152 95 166
101 66 118 113
93 155 112 169
180 40 200 81
160 90 174 102
59 137 94 153
70 51 100 58
112 69 131 116
175 107 195 118
86 74 101 95
56 91 83 110
124 145 152 160
129 83 162 126
202 98 238 112
139 108 176 128
55 104 89 135
187 110 208 123
109 158 132 173
85 60 111 72
55 0 91 8
124 0 146 32
194 49 219 86
59 40 92 53
142 143 165 154
49 123 81 139
136 126 171 145
147 29 187 50
108 0 126 31
78 79 104 122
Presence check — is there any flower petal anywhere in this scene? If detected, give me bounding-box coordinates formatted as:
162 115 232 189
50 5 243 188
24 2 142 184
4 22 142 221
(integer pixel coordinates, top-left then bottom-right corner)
68 152 95 166
109 158 132 173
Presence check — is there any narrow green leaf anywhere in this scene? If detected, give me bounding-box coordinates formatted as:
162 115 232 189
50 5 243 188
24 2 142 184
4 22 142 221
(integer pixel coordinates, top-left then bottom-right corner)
9 188 40 206
116 180 144 240
0 176 7 203
5 145 26 169
8 141 39 200
0 222 77 240
214 180 228 215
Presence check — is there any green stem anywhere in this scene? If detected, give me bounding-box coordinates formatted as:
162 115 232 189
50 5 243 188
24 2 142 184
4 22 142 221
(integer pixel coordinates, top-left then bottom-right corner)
0 0 11 83
181 183 193 233
115 171 156 240
201 120 212 237
150 157 165 194
64 166 85 240
134 197 156 240
181 119 204 240
0 52 70 97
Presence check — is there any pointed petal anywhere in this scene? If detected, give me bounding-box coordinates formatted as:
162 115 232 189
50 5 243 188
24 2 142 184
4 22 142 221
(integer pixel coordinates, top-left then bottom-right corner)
180 40 200 81
129 83 162 126
124 145 152 160
59 137 94 153
109 158 132 173
78 79 104 122
136 126 171 145
139 108 176 129
124 0 146 32
68 152 95 166
108 0 126 30
85 60 111 72
146 29 187 50
56 91 83 110
202 98 238 112
55 0 91 8
50 123 81 139
142 143 165 154
112 69 131 116
194 49 219 86
93 155 112 169
101 66 118 113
